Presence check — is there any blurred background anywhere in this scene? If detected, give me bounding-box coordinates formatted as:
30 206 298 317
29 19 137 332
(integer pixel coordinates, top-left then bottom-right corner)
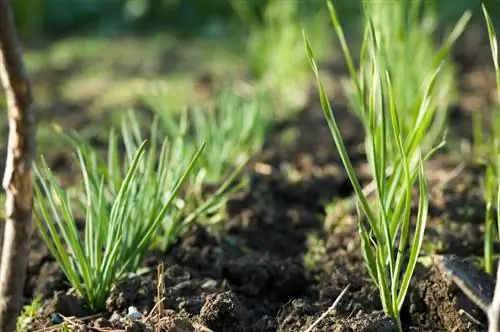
4 0 500 159
12 0 499 38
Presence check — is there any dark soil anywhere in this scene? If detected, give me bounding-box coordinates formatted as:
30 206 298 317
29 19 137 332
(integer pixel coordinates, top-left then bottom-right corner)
18 23 500 332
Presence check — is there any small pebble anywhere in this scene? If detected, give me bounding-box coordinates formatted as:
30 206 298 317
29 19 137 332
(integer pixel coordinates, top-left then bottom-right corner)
51 313 63 324
201 279 218 290
127 306 142 320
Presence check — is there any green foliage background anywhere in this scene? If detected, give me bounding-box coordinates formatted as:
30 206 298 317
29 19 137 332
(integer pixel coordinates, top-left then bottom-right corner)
10 0 358 38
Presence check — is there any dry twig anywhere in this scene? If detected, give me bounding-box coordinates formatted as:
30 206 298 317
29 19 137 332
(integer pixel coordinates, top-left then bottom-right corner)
303 283 350 332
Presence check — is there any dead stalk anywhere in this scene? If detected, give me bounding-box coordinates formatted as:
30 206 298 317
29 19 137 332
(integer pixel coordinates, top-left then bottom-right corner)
0 0 36 330
303 283 350 332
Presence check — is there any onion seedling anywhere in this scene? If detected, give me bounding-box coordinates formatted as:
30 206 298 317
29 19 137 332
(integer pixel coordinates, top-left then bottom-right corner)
302 0 471 329
484 166 499 275
150 88 272 183
355 0 469 157
63 111 221 251
482 4 500 276
144 87 273 241
402 9 500 332
229 0 330 113
34 132 204 310
323 0 470 224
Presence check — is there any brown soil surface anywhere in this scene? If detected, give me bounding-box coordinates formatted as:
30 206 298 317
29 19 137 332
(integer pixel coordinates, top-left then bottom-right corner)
19 23 500 332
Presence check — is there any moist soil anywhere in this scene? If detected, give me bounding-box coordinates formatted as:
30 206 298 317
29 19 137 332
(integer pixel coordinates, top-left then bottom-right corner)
19 23 500 331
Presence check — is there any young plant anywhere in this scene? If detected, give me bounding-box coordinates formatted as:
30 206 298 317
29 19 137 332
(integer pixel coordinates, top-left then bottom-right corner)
302 0 467 328
229 0 330 114
144 87 273 238
325 1 470 222
347 0 470 159
482 4 500 276
16 294 42 332
63 112 212 251
356 0 469 157
429 9 500 332
148 88 272 182
484 166 498 275
34 130 204 310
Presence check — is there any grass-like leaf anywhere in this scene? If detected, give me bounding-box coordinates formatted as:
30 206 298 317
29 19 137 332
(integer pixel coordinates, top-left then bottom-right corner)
143 87 273 248
230 0 330 113
304 1 462 329
482 4 500 276
34 133 204 310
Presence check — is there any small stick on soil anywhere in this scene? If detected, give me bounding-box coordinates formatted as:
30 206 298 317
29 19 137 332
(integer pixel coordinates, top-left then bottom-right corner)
0 0 36 330
144 262 166 327
303 283 350 332
33 313 105 332
157 262 164 319
144 296 166 322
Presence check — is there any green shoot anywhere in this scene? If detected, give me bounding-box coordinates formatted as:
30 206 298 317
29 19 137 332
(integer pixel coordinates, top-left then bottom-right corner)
63 111 214 251
230 0 330 113
482 4 500 275
353 0 470 158
301 0 469 328
148 88 271 183
323 0 469 226
16 294 42 332
143 87 273 243
485 166 497 275
34 130 204 310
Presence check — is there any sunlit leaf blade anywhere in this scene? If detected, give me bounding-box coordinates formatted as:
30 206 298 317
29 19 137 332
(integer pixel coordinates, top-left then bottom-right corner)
303 31 379 240
397 159 428 309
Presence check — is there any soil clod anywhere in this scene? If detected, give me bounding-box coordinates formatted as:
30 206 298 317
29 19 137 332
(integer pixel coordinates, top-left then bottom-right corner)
199 291 246 332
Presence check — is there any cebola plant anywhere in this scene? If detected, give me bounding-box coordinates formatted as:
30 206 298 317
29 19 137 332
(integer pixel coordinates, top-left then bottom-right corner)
303 0 470 329
63 112 213 251
323 0 470 223
448 7 500 330
352 0 470 158
148 87 272 183
143 87 273 237
482 4 500 276
34 126 204 310
229 0 330 114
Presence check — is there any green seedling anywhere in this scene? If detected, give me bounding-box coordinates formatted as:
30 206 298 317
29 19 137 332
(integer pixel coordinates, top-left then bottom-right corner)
149 88 272 183
66 112 219 251
144 87 273 241
303 233 326 271
324 0 470 223
484 166 498 275
303 0 470 329
353 0 469 158
482 3 500 278
34 129 204 310
229 0 329 114
16 294 42 332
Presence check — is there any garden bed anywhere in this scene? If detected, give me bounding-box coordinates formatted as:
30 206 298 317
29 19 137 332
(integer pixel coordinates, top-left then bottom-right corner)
15 22 499 332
